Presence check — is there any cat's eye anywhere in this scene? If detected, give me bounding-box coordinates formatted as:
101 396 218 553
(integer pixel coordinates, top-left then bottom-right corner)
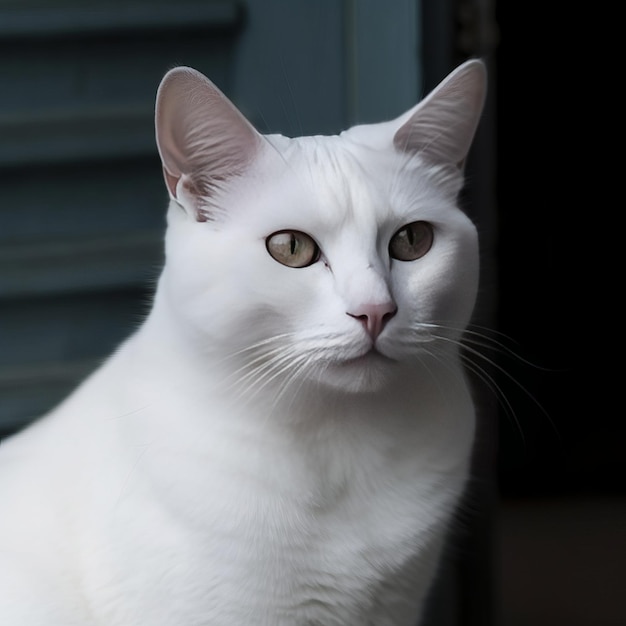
389 221 434 261
266 230 320 268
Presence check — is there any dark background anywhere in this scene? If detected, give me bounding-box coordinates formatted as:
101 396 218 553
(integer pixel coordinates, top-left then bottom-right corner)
495 1 584 497
492 5 622 626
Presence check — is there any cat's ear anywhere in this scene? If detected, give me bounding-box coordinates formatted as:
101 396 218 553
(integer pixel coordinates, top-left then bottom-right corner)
393 59 486 169
155 66 263 220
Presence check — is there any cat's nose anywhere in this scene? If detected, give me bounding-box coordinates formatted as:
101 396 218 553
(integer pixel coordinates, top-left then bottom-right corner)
347 302 397 341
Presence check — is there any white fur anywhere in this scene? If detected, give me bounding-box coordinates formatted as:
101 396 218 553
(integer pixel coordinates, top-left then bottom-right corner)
0 60 486 625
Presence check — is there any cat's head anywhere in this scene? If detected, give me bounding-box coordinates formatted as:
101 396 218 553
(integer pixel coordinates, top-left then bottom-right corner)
154 60 486 394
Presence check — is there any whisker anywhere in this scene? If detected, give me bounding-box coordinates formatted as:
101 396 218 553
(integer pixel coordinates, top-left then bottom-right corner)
409 346 460 403
430 331 561 443
416 332 527 444
271 350 320 412
229 341 326 409
221 333 296 361
223 343 292 388
463 331 552 373
424 321 553 372
460 352 527 445
230 348 297 400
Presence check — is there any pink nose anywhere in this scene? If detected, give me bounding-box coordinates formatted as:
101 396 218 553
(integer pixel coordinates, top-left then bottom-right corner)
347 303 397 341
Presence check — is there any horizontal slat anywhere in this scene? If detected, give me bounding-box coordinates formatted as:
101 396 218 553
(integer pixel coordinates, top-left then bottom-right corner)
0 106 156 167
0 1 243 39
0 231 163 298
0 358 95 390
0 358 97 436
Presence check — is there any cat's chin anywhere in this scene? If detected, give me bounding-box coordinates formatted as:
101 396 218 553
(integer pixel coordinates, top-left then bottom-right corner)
316 350 399 394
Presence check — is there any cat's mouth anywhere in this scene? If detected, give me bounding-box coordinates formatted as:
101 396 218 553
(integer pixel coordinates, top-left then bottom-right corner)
317 347 399 392
341 347 395 366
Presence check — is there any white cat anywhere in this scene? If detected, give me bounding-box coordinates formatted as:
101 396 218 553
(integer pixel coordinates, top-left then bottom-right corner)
0 59 486 625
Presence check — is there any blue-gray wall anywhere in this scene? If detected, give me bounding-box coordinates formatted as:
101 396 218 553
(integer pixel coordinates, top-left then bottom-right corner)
0 0 421 435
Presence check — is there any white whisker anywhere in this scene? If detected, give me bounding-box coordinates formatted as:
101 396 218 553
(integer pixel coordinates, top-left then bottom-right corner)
458 352 526 443
424 326 560 444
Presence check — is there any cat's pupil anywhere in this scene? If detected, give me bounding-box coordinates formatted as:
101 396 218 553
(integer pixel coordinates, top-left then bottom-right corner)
406 226 415 246
266 230 319 268
389 221 434 262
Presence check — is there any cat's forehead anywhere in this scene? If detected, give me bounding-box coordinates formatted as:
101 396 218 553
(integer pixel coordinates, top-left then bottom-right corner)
265 127 390 167
255 133 389 229
255 131 441 231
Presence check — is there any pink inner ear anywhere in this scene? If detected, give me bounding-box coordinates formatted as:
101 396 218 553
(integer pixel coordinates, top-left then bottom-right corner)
392 59 486 167
155 66 264 214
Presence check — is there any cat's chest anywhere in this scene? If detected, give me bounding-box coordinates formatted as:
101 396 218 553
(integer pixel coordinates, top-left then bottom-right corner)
99 489 439 626
88 426 456 625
